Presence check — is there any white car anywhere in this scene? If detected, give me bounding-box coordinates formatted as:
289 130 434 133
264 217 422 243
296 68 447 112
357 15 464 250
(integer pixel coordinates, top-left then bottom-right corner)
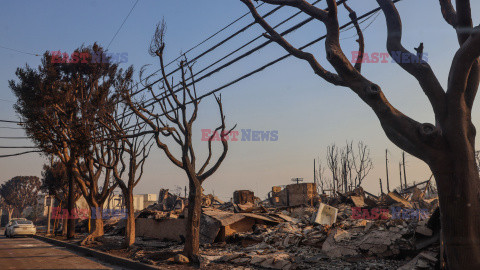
4 219 36 237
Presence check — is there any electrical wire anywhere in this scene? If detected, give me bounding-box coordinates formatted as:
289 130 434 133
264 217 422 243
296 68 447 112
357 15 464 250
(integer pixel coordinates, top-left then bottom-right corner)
127 2 283 99
0 45 40 57
106 0 140 50
121 0 337 120
0 119 22 124
123 0 397 127
0 98 15 103
0 127 23 130
340 10 381 40
0 146 36 149
0 150 42 158
0 0 403 157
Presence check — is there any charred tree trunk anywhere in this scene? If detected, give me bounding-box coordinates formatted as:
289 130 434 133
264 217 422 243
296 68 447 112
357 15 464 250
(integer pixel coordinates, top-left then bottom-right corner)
7 209 13 222
81 203 104 245
183 179 202 262
431 154 480 268
91 204 104 237
124 189 136 248
66 161 76 239
62 217 68 236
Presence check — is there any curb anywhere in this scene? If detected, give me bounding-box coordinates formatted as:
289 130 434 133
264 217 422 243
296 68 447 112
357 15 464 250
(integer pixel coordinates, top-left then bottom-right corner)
33 235 162 270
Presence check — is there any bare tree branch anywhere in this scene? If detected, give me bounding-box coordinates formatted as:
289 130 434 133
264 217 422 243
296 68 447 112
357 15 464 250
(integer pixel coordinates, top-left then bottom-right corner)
377 0 446 121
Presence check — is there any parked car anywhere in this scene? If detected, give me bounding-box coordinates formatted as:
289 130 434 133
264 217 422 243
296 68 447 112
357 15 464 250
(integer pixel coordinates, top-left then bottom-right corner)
4 219 36 238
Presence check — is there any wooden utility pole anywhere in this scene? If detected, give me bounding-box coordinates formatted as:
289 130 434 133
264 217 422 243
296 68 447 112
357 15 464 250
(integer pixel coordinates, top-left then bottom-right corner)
292 178 304 184
379 178 384 195
402 152 407 188
399 162 403 191
314 159 316 186
385 149 390 193
46 196 52 236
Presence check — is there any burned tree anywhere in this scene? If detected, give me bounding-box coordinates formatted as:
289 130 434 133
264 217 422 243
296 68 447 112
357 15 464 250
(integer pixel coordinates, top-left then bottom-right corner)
315 158 327 194
10 44 132 239
0 193 14 222
326 141 371 192
75 131 120 244
98 105 153 248
240 0 480 268
41 161 82 235
0 176 41 218
353 141 373 187
41 161 83 207
340 142 353 192
122 23 235 261
326 144 340 193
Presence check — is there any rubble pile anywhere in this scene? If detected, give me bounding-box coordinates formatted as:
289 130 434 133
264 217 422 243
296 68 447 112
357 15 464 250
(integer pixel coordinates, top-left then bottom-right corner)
202 186 440 269
83 184 440 269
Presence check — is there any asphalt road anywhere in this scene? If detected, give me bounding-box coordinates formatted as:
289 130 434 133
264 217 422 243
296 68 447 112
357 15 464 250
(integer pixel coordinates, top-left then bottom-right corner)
0 229 125 270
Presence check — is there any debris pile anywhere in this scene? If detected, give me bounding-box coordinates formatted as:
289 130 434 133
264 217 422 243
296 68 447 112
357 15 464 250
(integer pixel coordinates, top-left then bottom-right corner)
85 183 441 269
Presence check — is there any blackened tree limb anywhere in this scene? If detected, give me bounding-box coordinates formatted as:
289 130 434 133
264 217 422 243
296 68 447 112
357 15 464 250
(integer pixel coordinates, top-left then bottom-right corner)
343 2 364 73
242 0 444 161
377 0 446 121
465 60 480 109
240 0 345 86
437 1 479 110
197 95 236 182
448 26 480 102
439 0 457 27
455 0 473 44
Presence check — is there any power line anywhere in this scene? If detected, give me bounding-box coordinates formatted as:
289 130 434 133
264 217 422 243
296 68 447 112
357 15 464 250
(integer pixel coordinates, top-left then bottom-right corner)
109 2 268 106
340 10 381 40
180 0 324 93
121 0 332 120
0 119 22 124
0 98 15 103
0 146 36 149
0 1 402 155
0 45 40 57
0 127 23 130
127 2 283 99
0 150 42 158
126 0 394 124
106 0 140 50
174 2 265 61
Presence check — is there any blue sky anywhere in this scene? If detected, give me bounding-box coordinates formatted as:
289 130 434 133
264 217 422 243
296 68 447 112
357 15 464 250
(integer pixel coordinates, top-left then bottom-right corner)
1 0 479 200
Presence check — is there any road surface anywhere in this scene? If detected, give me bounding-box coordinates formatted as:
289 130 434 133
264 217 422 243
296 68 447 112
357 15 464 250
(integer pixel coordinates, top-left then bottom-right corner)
0 229 125 270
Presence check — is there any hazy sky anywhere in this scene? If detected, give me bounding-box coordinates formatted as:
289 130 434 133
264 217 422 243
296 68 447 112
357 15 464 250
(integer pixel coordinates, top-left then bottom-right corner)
1 0 479 201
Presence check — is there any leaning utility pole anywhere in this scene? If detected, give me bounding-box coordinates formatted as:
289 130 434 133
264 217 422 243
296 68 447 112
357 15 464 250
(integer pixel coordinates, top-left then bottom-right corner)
399 162 403 191
379 178 384 195
402 152 407 188
385 149 390 193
